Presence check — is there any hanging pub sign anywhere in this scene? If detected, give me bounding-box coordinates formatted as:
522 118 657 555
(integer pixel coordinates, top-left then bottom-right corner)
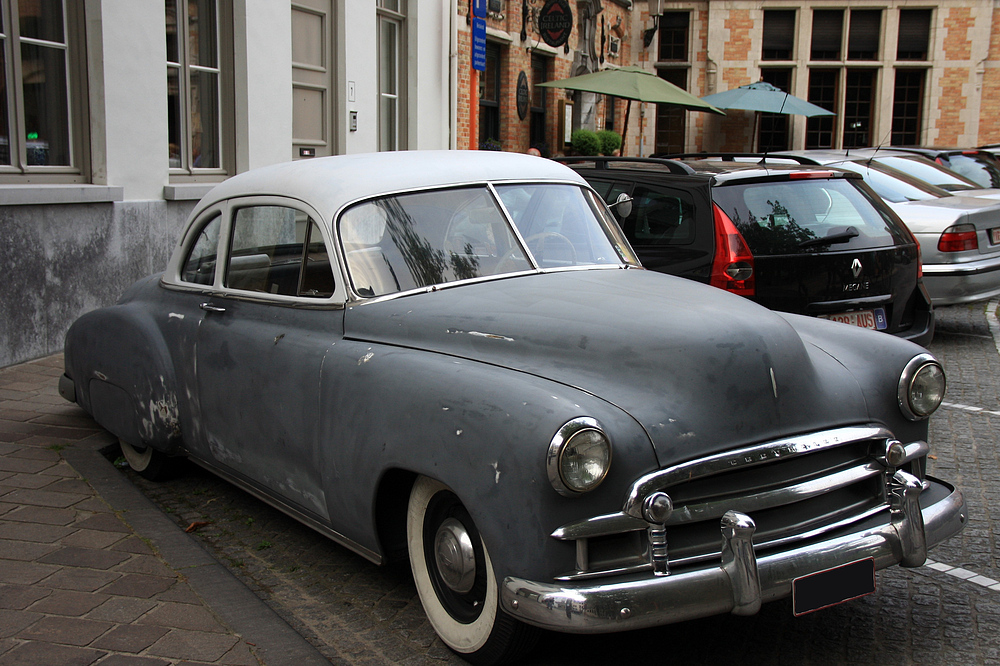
538 0 573 48
516 71 530 120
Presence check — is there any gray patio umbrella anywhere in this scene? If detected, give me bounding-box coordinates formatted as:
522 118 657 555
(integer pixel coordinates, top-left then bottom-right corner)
537 66 724 156
700 81 835 117
701 82 834 151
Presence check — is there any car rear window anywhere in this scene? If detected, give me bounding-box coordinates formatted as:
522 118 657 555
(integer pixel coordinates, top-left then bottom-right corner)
942 154 1000 189
873 155 979 191
711 178 908 256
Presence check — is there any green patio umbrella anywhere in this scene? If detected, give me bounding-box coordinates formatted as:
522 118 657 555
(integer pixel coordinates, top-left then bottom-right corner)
537 66 724 156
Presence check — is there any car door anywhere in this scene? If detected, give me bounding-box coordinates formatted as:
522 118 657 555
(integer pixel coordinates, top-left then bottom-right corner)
587 175 715 281
193 198 344 521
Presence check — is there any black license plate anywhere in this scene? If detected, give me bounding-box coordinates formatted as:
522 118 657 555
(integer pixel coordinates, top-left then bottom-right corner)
792 558 875 616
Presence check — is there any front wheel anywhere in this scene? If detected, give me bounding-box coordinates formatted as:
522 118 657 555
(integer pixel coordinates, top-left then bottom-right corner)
407 476 538 665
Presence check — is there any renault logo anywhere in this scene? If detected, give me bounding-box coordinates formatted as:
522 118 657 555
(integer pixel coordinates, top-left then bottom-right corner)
851 258 863 278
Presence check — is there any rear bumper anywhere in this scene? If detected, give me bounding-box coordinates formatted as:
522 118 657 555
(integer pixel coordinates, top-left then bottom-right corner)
923 255 1000 306
501 476 965 633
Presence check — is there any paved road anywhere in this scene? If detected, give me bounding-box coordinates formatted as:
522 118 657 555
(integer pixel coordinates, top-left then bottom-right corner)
114 302 1000 665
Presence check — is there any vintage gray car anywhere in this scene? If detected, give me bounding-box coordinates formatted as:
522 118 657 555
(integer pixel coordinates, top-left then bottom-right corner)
60 151 967 664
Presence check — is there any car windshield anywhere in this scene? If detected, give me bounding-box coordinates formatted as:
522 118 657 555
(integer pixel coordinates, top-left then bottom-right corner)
830 160 949 202
711 178 909 256
872 155 980 191
339 183 636 297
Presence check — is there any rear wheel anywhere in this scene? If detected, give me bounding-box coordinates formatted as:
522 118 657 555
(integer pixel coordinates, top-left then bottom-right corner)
118 438 170 480
406 476 538 664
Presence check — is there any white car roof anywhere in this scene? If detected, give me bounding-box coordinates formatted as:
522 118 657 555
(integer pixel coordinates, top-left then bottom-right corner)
191 150 588 218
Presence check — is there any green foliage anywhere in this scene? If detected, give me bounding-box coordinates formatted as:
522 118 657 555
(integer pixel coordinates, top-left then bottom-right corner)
571 129 601 156
597 130 622 156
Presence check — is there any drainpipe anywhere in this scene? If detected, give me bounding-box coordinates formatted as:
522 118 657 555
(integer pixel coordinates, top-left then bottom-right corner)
450 0 459 149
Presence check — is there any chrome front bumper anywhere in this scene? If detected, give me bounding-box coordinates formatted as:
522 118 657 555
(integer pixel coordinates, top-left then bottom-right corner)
501 476 966 633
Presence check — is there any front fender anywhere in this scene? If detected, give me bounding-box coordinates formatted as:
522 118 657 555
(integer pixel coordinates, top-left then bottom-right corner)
318 341 659 583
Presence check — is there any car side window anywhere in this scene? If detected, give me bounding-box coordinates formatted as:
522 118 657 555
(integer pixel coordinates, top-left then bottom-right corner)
226 205 335 298
627 185 696 246
180 213 222 285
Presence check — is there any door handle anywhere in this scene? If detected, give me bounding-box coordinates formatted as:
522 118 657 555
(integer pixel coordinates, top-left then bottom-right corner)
199 302 226 313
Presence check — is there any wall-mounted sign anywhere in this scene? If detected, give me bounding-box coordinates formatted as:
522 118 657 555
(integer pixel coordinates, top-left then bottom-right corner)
538 0 573 48
472 18 486 71
472 0 487 19
516 71 530 120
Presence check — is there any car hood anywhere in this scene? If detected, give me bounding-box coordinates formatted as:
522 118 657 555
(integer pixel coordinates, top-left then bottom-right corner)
343 269 871 466
885 195 1000 234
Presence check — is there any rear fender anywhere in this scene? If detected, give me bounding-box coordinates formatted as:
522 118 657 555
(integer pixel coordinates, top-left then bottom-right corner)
64 302 182 453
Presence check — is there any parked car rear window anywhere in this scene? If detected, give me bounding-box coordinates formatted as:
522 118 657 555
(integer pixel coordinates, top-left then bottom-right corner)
942 154 1000 188
712 178 906 256
874 155 979 191
833 161 948 202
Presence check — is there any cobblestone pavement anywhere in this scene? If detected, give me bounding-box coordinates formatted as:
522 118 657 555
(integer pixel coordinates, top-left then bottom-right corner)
107 301 1000 665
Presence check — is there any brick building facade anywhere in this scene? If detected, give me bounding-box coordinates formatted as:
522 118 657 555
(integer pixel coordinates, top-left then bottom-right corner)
455 0 1000 156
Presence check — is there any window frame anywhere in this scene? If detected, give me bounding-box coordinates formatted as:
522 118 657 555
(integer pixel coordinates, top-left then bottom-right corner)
166 196 347 306
0 0 90 183
166 0 235 181
377 0 406 152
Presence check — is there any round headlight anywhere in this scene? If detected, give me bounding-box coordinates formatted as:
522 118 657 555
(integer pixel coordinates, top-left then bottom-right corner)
898 354 946 420
547 417 612 496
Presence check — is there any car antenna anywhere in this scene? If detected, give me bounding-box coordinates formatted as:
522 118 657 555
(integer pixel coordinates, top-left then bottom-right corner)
865 129 893 166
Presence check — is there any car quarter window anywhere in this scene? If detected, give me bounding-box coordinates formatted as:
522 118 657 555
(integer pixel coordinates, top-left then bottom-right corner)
180 213 222 285
225 205 335 298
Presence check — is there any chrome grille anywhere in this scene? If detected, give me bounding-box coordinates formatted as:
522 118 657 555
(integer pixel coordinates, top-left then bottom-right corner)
553 425 905 581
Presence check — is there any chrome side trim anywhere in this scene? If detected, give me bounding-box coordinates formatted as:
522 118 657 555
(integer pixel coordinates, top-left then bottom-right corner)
503 478 965 634
622 425 891 518
186 457 382 565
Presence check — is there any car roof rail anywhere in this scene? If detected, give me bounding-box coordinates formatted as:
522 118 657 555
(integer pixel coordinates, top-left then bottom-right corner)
555 156 697 175
652 152 821 166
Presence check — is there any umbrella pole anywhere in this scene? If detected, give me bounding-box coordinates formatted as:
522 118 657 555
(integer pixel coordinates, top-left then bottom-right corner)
622 100 631 157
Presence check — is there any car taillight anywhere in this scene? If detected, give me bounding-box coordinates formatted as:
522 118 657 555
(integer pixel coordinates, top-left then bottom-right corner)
710 203 755 296
938 224 979 252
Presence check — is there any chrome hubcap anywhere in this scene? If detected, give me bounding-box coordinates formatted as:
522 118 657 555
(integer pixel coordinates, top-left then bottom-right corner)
434 517 476 594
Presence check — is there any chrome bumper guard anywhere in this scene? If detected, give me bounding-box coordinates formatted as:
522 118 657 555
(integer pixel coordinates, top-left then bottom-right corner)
501 475 966 633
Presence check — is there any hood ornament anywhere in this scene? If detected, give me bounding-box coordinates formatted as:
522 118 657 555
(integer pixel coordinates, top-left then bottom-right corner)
769 367 778 399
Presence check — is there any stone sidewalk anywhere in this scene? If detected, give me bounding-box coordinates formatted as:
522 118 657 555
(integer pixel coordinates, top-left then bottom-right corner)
0 355 329 666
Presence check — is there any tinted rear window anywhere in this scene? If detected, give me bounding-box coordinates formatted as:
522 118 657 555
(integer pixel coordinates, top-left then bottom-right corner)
712 178 908 256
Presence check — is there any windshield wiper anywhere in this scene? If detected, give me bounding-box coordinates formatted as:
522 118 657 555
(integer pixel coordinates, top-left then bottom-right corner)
799 226 859 249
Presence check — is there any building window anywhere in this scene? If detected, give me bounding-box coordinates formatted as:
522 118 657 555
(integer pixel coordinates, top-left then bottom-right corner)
655 69 687 155
479 43 501 149
530 54 548 154
843 70 876 147
806 69 838 149
758 69 791 151
892 69 925 145
811 10 843 61
762 10 795 61
0 0 88 181
897 10 931 61
167 0 233 176
378 0 405 151
658 12 689 62
847 10 881 61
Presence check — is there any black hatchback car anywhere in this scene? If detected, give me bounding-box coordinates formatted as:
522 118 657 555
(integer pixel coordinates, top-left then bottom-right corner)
564 157 934 346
